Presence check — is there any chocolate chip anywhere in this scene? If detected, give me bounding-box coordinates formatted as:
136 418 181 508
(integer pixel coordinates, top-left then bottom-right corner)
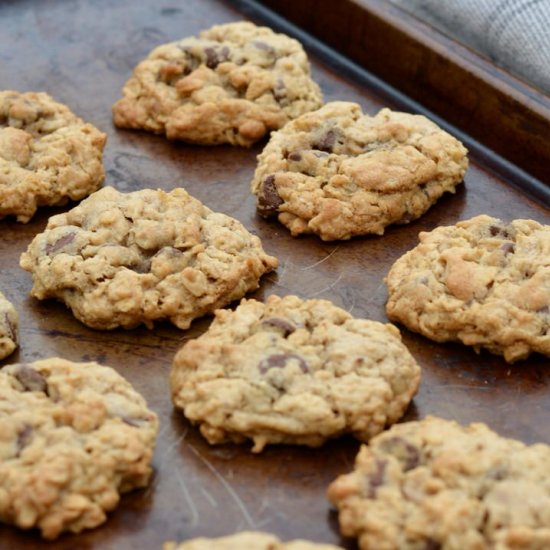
288 152 302 162
312 129 337 153
253 40 276 55
487 465 508 481
204 46 230 69
128 260 151 274
257 175 283 218
365 459 387 498
273 78 286 102
261 317 296 337
489 224 509 238
424 539 441 550
378 436 420 472
45 231 76 255
501 242 515 255
16 424 33 456
538 306 549 314
12 364 48 393
258 352 308 374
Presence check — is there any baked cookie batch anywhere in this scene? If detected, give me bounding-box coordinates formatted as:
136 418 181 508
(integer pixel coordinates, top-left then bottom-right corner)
0 18 549 549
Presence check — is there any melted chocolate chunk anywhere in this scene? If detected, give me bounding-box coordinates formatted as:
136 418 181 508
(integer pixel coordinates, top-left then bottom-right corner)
424 539 442 550
501 242 515 255
45 231 76 255
128 260 151 274
261 317 296 337
12 364 48 393
312 129 336 153
288 152 302 162
16 424 33 457
253 40 276 55
365 459 387 498
257 175 283 218
378 436 420 471
258 352 308 374
204 46 230 69
488 223 510 239
273 78 286 102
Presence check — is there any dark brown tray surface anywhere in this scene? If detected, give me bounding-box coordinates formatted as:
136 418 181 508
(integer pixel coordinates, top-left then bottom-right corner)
0 0 548 548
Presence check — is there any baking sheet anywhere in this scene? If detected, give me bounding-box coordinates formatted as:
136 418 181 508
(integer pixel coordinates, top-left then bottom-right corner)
0 0 548 548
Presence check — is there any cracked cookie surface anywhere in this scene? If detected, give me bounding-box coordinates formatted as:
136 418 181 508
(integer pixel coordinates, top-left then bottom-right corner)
112 21 322 146
170 294 420 453
328 416 550 550
164 531 343 549
385 215 550 362
0 91 106 222
0 291 18 360
251 102 468 240
20 186 278 330
0 358 158 539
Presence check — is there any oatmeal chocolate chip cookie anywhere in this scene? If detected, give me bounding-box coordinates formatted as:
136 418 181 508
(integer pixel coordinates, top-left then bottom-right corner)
0 91 106 222
20 186 277 330
164 531 344 550
112 21 323 146
385 215 550 363
170 294 420 453
328 416 550 550
0 291 18 360
251 101 468 240
0 358 158 539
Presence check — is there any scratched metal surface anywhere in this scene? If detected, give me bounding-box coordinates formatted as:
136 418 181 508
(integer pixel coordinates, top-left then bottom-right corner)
0 0 549 548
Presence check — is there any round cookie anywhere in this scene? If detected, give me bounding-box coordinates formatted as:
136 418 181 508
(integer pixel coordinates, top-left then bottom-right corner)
251 102 468 240
0 291 18 360
20 186 278 330
170 294 420 453
328 416 550 550
385 214 550 363
112 21 323 146
164 531 343 550
0 358 158 539
0 91 106 222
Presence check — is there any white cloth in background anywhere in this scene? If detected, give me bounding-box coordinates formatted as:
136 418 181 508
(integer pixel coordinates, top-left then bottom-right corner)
390 0 550 94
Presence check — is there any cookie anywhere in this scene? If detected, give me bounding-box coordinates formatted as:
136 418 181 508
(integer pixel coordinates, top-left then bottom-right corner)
20 186 277 330
170 294 420 453
164 531 343 550
385 215 550 363
251 102 468 240
0 291 18 360
0 358 158 539
112 21 323 146
328 416 550 550
0 91 106 222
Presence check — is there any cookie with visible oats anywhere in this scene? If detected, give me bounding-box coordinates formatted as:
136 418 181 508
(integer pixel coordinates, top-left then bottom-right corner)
385 215 550 363
164 531 343 550
328 416 550 550
170 294 420 453
251 102 468 240
20 186 278 330
0 291 18 360
0 358 158 539
112 21 323 146
0 91 106 222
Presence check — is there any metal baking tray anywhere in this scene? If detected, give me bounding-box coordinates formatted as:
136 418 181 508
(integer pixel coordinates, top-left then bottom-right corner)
0 0 548 548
